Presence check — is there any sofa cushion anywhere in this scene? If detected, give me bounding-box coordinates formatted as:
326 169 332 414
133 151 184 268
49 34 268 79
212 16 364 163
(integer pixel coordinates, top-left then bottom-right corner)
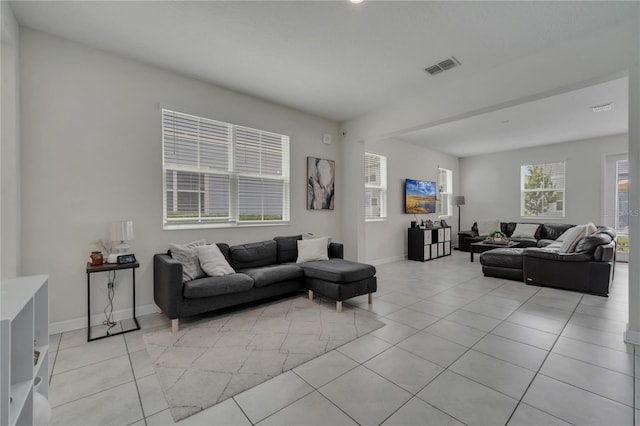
596 226 617 240
230 240 277 270
196 244 235 277
479 248 524 269
538 240 562 249
183 273 254 298
296 237 330 263
575 233 613 255
477 219 501 236
511 237 538 248
300 259 376 283
274 235 302 263
238 264 304 288
169 240 206 282
512 223 541 239
541 223 575 241
523 248 592 262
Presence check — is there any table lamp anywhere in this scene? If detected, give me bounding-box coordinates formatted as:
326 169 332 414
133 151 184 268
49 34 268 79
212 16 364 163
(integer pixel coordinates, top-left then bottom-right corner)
107 220 134 263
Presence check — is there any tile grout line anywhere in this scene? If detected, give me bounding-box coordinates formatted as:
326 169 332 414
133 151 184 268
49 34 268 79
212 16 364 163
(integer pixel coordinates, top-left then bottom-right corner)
504 292 586 425
123 333 148 426
376 280 545 426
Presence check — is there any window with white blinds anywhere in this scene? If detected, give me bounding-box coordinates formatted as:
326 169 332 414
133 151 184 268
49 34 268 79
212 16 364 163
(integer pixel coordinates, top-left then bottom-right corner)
162 109 290 228
364 152 387 220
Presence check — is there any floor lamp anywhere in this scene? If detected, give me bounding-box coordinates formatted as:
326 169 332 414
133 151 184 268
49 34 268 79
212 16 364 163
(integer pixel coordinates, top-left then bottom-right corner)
453 196 465 249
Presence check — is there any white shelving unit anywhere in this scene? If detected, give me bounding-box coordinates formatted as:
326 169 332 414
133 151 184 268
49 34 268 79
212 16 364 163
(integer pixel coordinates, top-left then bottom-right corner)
1 275 49 426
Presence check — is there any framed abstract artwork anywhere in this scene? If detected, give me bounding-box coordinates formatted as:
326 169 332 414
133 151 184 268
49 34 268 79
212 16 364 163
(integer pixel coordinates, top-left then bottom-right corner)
307 157 335 210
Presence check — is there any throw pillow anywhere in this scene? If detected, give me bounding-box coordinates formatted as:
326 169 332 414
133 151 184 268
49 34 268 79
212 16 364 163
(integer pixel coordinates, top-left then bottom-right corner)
169 240 206 282
302 233 333 245
559 225 585 253
296 237 330 263
511 223 541 239
559 223 597 253
476 219 500 236
196 244 235 277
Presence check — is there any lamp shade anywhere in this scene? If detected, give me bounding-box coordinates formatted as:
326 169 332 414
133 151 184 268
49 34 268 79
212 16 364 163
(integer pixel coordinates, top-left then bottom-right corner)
109 220 134 242
453 196 466 206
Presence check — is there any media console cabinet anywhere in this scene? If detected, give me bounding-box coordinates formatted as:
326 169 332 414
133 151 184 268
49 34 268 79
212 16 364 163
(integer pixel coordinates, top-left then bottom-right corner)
408 226 452 261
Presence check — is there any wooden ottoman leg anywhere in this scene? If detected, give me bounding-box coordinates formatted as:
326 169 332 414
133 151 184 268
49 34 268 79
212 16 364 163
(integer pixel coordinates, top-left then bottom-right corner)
308 290 314 301
336 301 343 313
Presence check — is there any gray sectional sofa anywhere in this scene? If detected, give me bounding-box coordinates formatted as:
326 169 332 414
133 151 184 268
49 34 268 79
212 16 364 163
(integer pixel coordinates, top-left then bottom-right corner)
154 235 377 331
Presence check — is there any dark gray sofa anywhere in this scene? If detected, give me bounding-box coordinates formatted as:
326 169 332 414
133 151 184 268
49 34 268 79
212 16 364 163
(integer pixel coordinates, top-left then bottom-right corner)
154 235 377 331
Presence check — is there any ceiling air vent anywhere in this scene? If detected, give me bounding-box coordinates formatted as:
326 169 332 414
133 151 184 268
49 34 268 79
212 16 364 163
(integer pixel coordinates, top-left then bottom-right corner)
425 56 461 76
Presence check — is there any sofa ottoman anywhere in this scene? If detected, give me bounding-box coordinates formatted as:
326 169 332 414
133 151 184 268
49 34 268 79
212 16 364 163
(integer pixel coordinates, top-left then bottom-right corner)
300 259 377 312
479 248 525 281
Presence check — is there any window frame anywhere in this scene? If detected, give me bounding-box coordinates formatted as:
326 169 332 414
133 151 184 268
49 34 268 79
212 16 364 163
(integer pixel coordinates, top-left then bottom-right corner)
364 152 388 221
162 109 290 229
520 161 566 218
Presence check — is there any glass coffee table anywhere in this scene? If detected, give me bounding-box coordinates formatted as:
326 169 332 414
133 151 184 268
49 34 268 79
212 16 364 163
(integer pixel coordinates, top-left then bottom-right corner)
470 241 519 262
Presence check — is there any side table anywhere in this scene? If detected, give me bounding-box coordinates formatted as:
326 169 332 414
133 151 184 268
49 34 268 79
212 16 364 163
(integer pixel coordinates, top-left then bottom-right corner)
86 261 140 341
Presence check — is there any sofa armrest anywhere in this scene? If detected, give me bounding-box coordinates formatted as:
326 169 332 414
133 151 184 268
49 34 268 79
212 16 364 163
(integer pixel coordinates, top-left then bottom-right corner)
458 230 477 238
522 248 591 262
329 242 344 259
594 242 615 262
153 253 183 319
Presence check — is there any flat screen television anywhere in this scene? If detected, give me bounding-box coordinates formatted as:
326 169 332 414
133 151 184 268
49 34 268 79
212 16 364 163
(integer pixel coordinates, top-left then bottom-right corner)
405 178 437 214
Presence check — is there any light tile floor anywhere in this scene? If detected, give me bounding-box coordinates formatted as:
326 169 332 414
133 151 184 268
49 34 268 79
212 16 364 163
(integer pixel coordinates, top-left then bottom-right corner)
48 252 636 425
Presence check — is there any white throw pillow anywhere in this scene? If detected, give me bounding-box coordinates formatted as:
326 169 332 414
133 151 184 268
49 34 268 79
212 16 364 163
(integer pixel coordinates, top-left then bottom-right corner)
196 244 235 277
511 223 540 239
296 237 330 263
558 224 590 253
302 233 332 245
477 219 500 236
169 240 206 281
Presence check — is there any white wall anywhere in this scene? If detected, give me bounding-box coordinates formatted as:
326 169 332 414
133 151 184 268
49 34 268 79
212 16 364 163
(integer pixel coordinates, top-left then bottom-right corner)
364 139 459 264
1 2 20 278
459 134 628 229
19 28 342 331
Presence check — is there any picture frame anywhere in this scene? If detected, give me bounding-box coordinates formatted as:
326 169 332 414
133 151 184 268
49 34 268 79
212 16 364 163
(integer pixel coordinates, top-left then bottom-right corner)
307 157 335 210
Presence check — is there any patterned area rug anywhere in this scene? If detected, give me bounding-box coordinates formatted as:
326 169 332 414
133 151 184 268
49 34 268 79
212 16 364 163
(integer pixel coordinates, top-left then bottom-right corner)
143 295 385 421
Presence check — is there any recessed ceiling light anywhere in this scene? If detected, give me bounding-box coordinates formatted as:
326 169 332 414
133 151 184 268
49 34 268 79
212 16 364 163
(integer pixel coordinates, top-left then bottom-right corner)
591 103 613 113
350 0 364 3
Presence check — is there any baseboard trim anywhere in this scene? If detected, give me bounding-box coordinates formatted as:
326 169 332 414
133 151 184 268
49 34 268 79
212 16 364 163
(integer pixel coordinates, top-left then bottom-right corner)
624 326 640 346
49 303 161 335
367 255 406 266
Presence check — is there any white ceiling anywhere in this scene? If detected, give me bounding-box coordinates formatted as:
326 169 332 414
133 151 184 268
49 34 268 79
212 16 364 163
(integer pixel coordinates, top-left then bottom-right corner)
398 77 629 157
9 1 636 157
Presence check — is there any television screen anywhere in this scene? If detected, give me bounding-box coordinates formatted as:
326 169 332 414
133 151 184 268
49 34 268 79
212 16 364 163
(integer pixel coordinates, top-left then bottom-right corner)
405 179 437 214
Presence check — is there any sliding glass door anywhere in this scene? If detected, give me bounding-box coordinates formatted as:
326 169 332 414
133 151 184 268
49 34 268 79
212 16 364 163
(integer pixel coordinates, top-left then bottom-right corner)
605 154 628 262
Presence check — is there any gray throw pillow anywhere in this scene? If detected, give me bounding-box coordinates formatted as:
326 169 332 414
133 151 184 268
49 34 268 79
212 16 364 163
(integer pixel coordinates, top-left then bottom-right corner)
169 240 206 282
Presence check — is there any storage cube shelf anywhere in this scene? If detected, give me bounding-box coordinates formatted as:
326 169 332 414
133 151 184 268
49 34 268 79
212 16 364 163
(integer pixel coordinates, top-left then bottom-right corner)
407 226 452 261
1 275 49 426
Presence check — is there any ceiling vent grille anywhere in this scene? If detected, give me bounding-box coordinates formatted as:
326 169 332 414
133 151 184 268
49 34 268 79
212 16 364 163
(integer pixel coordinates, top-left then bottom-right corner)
425 57 461 75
